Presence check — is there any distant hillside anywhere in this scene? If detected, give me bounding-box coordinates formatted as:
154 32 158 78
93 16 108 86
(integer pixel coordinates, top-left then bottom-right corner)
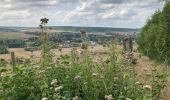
0 26 140 33
0 26 140 39
51 26 140 33
0 27 36 32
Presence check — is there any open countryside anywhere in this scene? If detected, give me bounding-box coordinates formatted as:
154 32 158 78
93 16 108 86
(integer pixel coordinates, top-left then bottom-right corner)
0 0 170 100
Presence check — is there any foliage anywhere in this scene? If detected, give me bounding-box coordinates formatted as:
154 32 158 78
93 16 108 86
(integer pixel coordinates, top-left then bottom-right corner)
0 18 168 100
0 59 8 67
138 1 170 65
0 40 8 54
0 45 146 100
5 39 25 48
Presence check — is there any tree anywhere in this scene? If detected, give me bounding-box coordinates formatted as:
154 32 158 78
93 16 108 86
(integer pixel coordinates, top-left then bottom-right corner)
138 1 170 65
0 40 8 54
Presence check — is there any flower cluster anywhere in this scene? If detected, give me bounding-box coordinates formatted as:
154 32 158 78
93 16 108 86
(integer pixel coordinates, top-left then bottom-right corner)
50 79 63 93
135 81 141 85
92 73 99 77
126 98 132 100
105 94 113 100
41 97 48 100
143 85 152 90
51 79 57 86
54 86 63 92
38 70 45 74
74 75 81 81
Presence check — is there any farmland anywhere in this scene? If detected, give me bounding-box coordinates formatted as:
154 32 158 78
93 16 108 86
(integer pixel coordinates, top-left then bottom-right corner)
0 45 105 61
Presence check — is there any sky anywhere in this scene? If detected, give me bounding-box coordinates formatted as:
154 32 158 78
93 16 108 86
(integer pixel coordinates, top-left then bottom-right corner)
0 0 165 28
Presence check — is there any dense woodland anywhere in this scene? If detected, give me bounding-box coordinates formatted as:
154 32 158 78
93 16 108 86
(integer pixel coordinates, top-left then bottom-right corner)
138 1 170 65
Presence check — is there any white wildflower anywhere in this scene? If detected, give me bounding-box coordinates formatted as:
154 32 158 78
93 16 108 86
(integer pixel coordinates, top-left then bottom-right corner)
41 97 48 100
38 70 45 74
113 77 119 80
74 75 81 80
100 75 104 78
92 73 99 77
143 85 152 90
105 94 113 100
135 81 140 85
47 67 52 70
126 98 132 100
55 86 63 92
51 79 57 86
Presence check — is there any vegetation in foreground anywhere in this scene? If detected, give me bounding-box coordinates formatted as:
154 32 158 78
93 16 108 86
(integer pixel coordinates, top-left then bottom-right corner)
0 16 169 100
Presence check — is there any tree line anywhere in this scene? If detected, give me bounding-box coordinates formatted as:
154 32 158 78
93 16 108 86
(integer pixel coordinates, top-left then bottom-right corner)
138 1 170 65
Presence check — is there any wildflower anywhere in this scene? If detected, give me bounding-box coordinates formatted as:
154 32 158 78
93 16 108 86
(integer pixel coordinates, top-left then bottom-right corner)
113 77 119 80
100 75 104 78
47 67 52 70
105 94 113 100
126 98 132 100
92 73 99 77
72 96 79 100
143 85 152 90
41 97 48 100
38 70 45 74
51 79 57 86
54 86 63 92
135 81 140 85
74 75 81 80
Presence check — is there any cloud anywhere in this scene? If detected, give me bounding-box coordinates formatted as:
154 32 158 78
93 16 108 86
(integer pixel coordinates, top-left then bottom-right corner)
0 0 164 28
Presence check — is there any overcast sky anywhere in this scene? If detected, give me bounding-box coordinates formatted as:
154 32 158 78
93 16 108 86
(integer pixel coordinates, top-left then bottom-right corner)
0 0 165 28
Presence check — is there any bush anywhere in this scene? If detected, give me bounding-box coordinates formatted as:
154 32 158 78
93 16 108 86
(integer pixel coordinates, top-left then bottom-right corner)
138 1 170 65
0 40 8 54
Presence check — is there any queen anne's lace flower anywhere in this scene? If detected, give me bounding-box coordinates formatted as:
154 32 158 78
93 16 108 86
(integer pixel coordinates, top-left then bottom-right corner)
143 85 152 90
126 98 132 100
74 75 81 80
55 86 63 92
135 81 140 85
92 73 99 77
105 94 113 100
51 79 57 85
41 97 48 100
38 70 45 74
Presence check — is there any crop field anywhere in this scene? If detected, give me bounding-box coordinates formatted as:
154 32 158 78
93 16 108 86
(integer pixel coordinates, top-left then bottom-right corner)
0 45 106 61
